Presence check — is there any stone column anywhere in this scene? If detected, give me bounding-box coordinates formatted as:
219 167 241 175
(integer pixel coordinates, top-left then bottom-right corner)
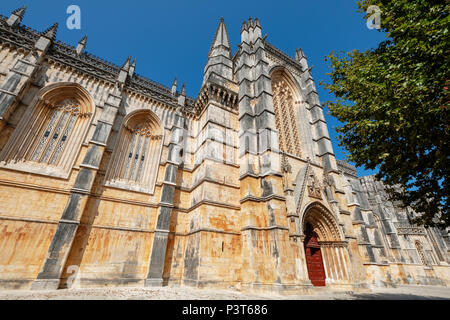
320 247 330 281
334 246 345 280
338 246 349 280
322 245 334 283
328 246 339 281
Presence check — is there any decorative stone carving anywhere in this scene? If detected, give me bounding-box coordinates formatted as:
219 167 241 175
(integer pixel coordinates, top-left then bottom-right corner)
193 82 238 115
307 171 322 199
272 78 302 157
281 151 292 174
0 83 94 178
395 223 426 236
265 42 303 77
105 109 163 194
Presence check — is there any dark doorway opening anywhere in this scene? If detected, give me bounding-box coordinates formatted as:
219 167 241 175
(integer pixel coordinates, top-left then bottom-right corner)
304 223 326 287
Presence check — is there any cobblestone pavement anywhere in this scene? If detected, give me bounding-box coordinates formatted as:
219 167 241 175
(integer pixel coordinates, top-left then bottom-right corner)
0 285 448 300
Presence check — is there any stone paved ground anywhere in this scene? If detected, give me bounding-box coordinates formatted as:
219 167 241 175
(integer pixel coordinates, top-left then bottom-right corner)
0 285 449 300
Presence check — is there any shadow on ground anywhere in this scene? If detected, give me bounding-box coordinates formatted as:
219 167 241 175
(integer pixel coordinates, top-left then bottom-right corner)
343 293 450 300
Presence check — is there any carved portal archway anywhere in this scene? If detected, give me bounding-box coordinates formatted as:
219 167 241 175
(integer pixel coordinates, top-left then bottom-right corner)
301 202 351 285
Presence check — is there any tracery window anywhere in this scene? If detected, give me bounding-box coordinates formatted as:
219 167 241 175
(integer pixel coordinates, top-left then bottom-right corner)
106 110 163 194
272 79 302 157
0 83 94 178
30 99 81 165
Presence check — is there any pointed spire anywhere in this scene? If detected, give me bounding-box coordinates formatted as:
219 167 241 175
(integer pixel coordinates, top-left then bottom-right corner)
254 18 261 28
208 17 231 58
121 56 131 70
203 18 233 84
241 20 247 33
295 48 305 61
7 6 26 27
117 56 132 84
12 6 26 19
295 48 308 71
171 77 178 95
128 58 136 76
178 82 186 106
43 23 58 40
76 35 88 55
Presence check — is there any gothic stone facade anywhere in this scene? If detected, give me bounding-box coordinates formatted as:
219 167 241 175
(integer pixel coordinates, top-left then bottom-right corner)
0 8 448 292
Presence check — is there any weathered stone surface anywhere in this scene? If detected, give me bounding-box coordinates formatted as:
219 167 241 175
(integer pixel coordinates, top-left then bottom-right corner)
0 13 447 294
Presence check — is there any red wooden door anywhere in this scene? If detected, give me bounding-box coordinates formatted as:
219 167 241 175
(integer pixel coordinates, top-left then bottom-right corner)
304 225 326 287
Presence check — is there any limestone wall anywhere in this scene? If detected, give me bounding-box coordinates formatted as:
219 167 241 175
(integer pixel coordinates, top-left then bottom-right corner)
0 12 448 293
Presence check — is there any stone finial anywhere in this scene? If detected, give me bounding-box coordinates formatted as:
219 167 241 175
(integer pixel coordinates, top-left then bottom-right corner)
34 22 58 52
248 17 253 28
171 77 178 95
76 35 88 55
129 58 136 76
295 48 306 61
7 6 26 27
295 48 308 70
12 6 26 16
241 17 262 42
241 20 247 33
116 56 132 84
43 23 58 40
254 17 261 28
121 56 131 70
178 82 186 106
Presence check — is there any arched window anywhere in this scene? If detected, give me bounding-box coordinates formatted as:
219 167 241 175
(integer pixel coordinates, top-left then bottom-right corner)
105 110 163 194
0 83 94 178
270 68 315 160
30 99 81 164
271 76 302 157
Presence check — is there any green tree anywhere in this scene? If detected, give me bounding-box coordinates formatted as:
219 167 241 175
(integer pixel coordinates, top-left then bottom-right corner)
321 0 449 227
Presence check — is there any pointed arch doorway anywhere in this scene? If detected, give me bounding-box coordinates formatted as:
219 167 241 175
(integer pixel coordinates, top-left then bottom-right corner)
304 222 326 286
301 202 351 287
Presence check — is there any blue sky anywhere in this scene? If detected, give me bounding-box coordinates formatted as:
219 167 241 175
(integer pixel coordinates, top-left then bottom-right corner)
2 0 387 177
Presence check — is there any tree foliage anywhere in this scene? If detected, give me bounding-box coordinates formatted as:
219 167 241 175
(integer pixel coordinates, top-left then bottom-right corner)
321 0 449 227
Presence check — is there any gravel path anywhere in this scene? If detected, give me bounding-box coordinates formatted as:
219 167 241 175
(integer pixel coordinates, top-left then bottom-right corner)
0 285 449 300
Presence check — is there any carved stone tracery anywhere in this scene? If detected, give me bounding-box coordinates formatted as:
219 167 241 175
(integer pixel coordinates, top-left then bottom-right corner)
0 83 94 178
307 171 322 199
271 77 302 158
105 110 163 194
